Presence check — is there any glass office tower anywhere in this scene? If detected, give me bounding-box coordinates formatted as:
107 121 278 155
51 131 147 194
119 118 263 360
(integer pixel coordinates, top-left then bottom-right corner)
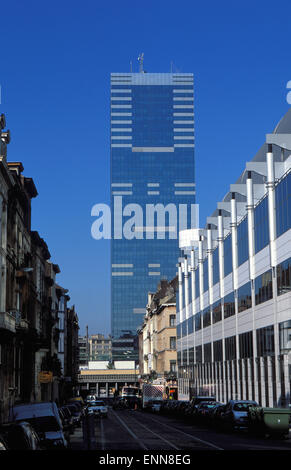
110 72 195 361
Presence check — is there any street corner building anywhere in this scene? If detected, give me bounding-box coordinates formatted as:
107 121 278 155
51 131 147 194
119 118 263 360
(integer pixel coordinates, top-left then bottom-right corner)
0 114 79 422
138 277 178 381
110 69 195 361
177 108 291 406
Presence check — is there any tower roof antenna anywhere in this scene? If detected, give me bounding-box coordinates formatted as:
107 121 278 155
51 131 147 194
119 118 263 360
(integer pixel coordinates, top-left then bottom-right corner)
138 53 144 73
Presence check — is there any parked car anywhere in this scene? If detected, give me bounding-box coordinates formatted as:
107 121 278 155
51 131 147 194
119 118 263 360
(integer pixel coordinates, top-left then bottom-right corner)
86 400 108 418
0 435 8 450
195 401 222 424
147 400 163 413
68 397 84 407
209 403 227 428
176 401 190 416
0 421 43 450
9 402 68 449
64 403 82 427
221 400 259 430
85 395 97 404
59 406 75 435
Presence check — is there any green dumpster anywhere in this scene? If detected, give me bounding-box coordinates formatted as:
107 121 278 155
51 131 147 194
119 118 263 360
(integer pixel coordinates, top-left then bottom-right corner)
248 407 291 437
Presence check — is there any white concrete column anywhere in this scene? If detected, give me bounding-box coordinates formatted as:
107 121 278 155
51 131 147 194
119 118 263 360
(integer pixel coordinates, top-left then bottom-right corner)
284 354 290 407
267 357 274 407
190 249 196 365
96 383 99 397
241 360 246 400
198 237 204 363
191 250 196 315
237 361 242 400
230 193 238 290
266 144 277 268
227 361 231 401
184 257 190 320
246 172 255 280
246 171 259 403
178 263 184 324
106 382 109 397
232 360 237 400
260 357 266 407
248 358 252 400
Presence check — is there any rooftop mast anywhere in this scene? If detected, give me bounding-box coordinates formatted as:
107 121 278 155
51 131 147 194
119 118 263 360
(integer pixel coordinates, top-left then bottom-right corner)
138 53 144 73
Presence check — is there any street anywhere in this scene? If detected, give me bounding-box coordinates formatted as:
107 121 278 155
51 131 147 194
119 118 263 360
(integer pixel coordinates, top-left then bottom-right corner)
69 408 291 451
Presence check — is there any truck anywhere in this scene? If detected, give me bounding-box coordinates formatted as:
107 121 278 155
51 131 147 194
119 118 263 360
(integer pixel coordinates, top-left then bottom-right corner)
142 383 164 409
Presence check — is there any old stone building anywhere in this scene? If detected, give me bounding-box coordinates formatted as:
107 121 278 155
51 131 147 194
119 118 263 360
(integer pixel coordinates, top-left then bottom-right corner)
139 278 178 381
0 113 79 421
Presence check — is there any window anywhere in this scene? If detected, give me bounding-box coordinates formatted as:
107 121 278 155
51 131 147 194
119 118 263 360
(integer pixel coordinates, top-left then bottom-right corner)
224 234 233 277
188 316 194 335
237 217 249 266
195 268 200 298
279 320 291 354
225 336 236 360
213 247 219 285
170 337 176 350
213 340 223 362
177 324 181 340
212 300 222 324
195 311 201 331
203 258 209 292
238 282 252 313
196 345 202 363
170 360 177 372
254 196 269 253
275 172 291 238
188 347 194 365
256 325 274 357
255 269 273 305
239 331 253 359
224 291 235 319
182 320 187 337
169 314 176 327
204 343 211 362
203 308 211 328
277 257 291 296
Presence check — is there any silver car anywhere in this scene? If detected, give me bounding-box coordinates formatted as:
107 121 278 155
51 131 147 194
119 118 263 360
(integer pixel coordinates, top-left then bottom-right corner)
223 400 258 430
86 400 108 418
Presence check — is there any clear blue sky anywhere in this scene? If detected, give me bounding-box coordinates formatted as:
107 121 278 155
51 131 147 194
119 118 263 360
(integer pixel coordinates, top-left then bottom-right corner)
1 0 290 336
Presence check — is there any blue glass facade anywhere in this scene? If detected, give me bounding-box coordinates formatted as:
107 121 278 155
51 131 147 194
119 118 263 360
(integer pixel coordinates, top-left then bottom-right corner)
110 73 195 360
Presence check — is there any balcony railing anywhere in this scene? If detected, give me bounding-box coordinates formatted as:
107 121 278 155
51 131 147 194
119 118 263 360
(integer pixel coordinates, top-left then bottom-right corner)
0 311 16 333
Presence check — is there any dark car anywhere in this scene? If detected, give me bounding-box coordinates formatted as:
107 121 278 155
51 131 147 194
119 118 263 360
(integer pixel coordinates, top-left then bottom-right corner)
64 403 82 426
196 401 222 424
59 406 75 435
0 421 43 450
0 435 8 450
209 403 227 428
177 401 190 416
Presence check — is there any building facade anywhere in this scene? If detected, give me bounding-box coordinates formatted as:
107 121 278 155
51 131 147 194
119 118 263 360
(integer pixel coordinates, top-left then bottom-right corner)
110 69 195 361
177 108 291 406
138 278 178 380
89 334 112 361
0 113 79 420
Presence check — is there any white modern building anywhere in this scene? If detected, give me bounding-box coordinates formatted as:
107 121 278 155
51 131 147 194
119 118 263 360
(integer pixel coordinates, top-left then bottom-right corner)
177 108 291 407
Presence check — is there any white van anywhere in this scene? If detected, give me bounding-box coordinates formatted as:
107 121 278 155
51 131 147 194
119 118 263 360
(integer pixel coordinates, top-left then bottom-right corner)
9 402 68 449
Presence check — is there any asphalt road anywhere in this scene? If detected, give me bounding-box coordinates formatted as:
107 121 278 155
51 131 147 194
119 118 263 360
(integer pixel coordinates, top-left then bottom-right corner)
70 408 291 451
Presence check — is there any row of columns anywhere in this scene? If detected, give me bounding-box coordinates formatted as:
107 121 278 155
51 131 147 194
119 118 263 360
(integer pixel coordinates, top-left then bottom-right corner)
178 144 286 405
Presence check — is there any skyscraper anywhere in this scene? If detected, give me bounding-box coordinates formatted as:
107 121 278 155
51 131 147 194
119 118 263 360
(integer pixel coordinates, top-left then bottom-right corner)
110 68 195 361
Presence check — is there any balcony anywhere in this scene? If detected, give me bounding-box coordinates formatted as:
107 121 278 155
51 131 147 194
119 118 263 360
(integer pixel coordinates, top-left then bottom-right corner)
9 310 30 331
0 311 16 333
